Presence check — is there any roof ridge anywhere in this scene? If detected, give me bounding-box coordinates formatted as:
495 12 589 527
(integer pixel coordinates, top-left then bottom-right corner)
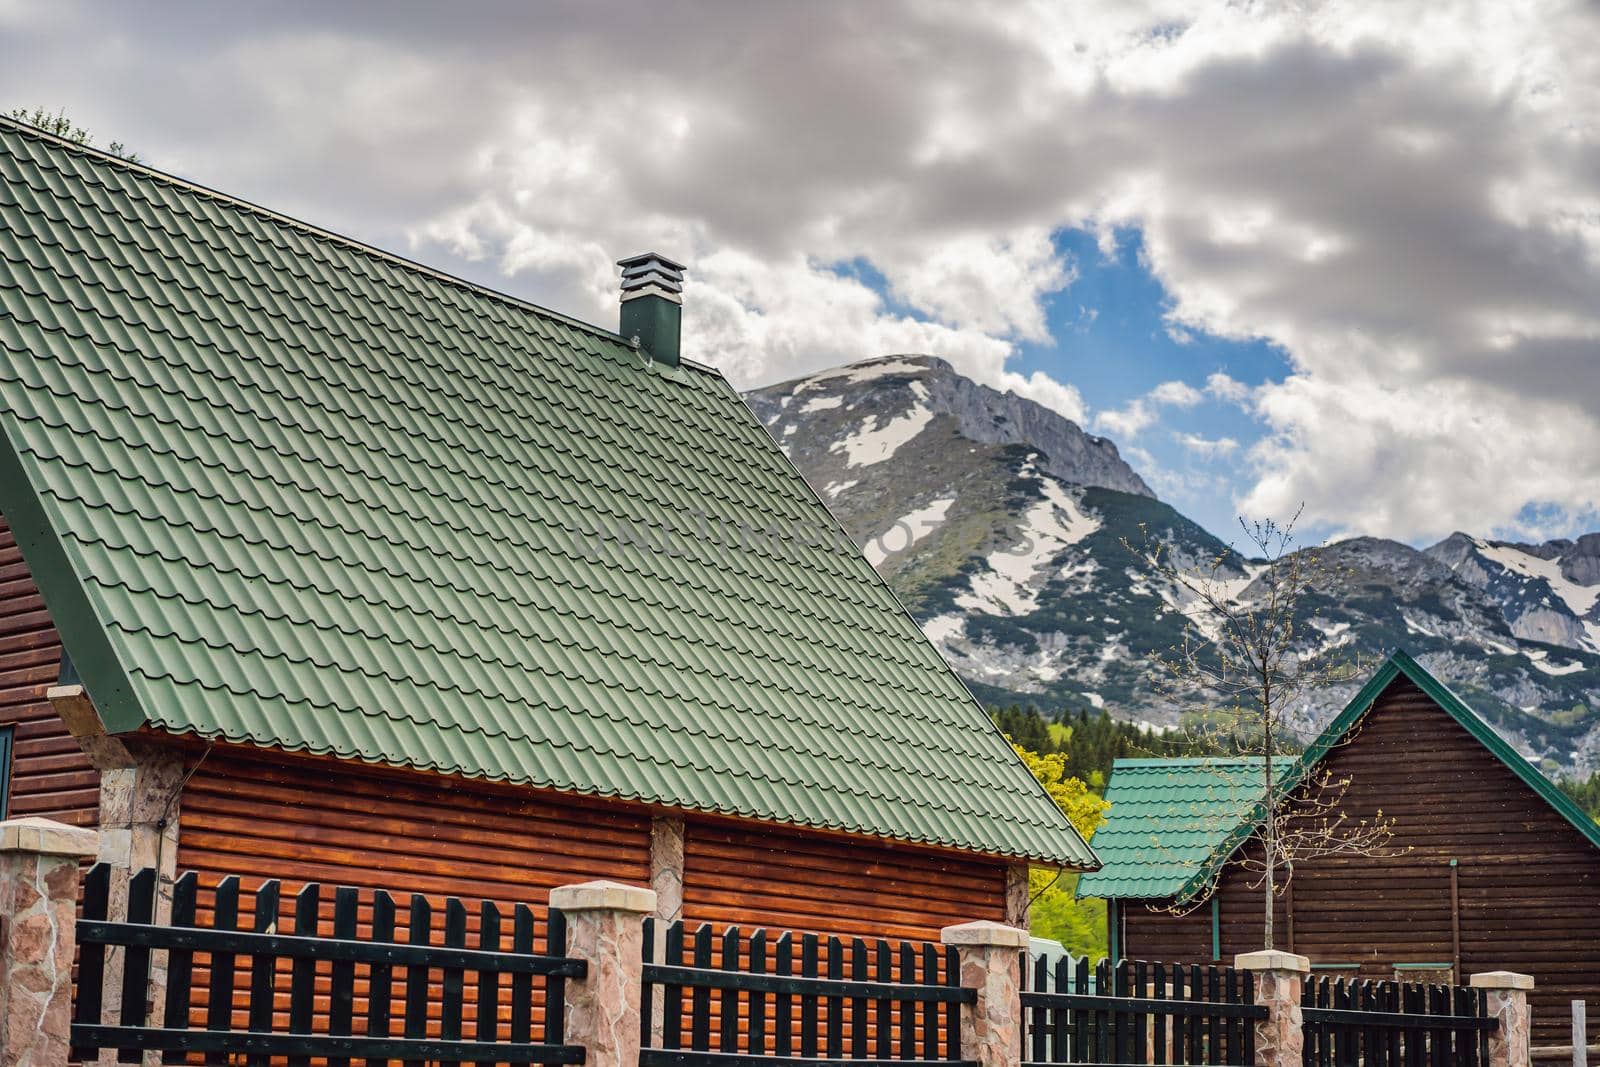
1113 756 1266 768
0 114 670 361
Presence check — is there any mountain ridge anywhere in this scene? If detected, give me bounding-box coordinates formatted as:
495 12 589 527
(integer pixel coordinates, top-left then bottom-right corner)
747 355 1600 777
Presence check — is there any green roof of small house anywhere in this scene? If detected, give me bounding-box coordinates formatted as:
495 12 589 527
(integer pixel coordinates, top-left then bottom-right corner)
0 117 1097 868
1075 757 1275 900
1078 650 1600 899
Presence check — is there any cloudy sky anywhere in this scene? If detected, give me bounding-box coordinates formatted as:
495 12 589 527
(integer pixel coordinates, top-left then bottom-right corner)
4 0 1598 547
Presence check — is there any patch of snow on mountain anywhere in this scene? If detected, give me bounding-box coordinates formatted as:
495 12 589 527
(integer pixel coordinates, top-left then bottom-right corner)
955 471 1100 616
822 479 858 499
863 497 954 566
1526 649 1586 676
1311 619 1353 649
829 381 934 467
800 395 844 413
921 613 966 645
1479 540 1600 617
802 358 930 389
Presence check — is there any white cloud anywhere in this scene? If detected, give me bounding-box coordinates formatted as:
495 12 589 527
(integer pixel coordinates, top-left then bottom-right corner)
1095 378 1205 439
1205 372 1253 406
6 0 1600 541
1174 432 1239 460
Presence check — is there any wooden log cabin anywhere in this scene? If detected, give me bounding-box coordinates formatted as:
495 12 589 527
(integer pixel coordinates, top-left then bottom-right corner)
1078 650 1600 1045
0 115 1096 954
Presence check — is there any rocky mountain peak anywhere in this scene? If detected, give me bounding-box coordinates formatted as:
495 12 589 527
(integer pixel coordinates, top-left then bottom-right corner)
746 355 1153 498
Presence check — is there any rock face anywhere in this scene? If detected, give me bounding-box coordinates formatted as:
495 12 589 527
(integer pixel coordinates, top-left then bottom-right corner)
745 356 1151 499
748 354 1600 777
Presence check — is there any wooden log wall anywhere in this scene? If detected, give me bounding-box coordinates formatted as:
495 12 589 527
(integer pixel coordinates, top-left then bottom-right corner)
0 514 97 825
681 819 1006 941
1117 675 1600 1045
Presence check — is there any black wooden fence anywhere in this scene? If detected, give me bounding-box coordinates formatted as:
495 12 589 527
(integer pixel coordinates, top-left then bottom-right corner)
1300 974 1496 1067
70 864 587 1066
1021 958 1264 1067
639 919 974 1067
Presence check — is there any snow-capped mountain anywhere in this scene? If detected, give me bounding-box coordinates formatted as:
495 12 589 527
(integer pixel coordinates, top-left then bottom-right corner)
746 355 1600 776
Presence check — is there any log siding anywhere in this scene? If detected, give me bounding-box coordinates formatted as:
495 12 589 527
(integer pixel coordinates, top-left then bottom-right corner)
0 515 96 826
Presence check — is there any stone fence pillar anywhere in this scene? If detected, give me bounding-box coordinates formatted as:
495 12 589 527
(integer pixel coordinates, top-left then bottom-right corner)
0 816 100 1067
941 920 1026 1067
1237 950 1310 1067
1471 971 1534 1067
550 880 657 1067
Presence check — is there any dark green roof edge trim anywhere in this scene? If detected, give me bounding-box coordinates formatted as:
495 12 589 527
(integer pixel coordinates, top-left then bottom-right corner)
0 419 141 730
1170 649 1600 902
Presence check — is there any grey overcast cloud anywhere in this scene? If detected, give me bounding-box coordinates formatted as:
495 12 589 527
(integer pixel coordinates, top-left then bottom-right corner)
4 0 1599 544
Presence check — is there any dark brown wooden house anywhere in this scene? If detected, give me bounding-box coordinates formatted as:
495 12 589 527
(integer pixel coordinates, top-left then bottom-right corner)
0 116 1096 950
1078 651 1600 1045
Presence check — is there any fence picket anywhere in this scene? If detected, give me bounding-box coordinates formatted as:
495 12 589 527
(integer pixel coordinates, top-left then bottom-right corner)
692 925 713 1052
875 940 893 1060
478 901 503 1046
800 933 820 1059
725 927 744 1054
944 945 961 1062
663 920 685 1051
328 885 359 1067
826 935 843 1060
367 889 395 1065
775 932 794 1058
439 897 467 1067
160 871 199 1042
1152 962 1168 1067
749 930 768 1055
288 883 319 1067
851 939 869 1059
243 883 278 1067
900 941 917 1061
402 895 431 1067
203 876 241 1067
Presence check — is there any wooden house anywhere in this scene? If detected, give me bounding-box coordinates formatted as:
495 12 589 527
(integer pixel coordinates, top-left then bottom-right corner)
1078 651 1600 1044
0 116 1096 946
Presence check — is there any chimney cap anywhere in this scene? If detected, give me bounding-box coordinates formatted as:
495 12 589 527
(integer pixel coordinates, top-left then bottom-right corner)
616 251 687 273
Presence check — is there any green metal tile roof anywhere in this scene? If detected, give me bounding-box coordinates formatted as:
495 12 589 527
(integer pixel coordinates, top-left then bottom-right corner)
0 117 1096 867
1075 758 1274 900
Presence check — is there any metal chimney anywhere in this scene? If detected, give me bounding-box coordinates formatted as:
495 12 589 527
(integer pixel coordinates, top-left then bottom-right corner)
617 252 686 367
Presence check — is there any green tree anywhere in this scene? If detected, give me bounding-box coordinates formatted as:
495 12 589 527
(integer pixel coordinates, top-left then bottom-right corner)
7 107 139 162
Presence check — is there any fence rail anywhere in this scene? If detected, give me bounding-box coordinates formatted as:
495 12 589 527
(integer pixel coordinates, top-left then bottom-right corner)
70 864 587 1066
1301 974 1496 1067
1021 957 1264 1067
640 919 973 1067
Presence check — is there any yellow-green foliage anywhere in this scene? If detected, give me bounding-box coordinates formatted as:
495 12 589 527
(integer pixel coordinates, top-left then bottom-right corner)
1012 742 1112 957
1012 743 1111 839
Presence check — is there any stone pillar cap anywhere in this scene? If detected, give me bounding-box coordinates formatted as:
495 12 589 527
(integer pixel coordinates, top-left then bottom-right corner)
1235 950 1311 974
1470 971 1534 991
549 880 657 914
940 920 1030 949
0 816 99 858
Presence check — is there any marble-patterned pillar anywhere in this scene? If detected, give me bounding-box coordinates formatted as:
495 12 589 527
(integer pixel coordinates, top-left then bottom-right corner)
0 817 100 1067
1237 950 1310 1067
942 920 1026 1067
1471 971 1534 1067
550 880 657 1067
